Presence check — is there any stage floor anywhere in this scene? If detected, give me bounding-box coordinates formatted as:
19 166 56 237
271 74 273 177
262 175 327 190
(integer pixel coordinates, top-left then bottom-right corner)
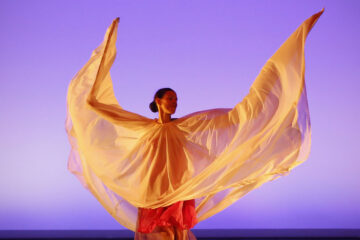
0 229 359 239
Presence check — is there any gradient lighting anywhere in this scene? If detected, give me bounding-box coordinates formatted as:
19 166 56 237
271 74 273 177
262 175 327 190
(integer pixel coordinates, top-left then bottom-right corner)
0 0 359 230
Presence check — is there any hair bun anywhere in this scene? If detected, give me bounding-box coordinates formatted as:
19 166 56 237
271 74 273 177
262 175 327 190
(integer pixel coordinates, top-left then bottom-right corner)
149 101 158 113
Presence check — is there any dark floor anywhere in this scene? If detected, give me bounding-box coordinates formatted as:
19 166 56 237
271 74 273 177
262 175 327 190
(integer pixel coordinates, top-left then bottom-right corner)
0 229 359 239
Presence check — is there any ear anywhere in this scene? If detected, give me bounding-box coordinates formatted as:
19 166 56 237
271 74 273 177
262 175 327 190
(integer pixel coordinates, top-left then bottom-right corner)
155 97 161 105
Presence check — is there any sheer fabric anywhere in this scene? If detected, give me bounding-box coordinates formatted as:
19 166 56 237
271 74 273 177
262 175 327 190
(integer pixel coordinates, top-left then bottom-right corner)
65 10 323 231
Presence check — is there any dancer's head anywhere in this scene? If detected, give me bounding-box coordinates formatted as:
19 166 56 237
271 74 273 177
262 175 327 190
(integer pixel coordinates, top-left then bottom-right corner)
149 88 177 114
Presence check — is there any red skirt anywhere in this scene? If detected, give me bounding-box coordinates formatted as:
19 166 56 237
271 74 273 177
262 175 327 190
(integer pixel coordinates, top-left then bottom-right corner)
137 200 198 233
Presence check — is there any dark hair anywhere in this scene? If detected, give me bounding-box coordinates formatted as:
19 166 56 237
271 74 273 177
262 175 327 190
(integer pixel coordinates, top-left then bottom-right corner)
149 88 175 113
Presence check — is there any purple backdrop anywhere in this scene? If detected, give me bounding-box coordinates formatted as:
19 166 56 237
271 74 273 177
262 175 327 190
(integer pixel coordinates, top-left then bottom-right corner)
0 0 359 230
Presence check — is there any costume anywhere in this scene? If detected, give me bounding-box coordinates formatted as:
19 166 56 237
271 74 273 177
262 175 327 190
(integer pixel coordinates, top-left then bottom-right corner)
65 9 323 238
135 200 197 239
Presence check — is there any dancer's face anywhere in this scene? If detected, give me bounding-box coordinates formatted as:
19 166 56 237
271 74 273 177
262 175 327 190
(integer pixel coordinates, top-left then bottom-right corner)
156 91 178 115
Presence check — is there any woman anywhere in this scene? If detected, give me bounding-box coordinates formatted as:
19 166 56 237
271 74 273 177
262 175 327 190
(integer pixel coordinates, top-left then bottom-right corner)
66 9 323 240
150 88 178 124
134 88 198 239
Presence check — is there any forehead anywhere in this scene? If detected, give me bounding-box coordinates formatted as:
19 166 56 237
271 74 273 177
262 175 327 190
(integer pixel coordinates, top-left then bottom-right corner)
164 91 177 98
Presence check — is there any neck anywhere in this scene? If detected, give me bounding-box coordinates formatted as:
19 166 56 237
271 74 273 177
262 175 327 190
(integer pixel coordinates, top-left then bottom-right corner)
158 111 171 124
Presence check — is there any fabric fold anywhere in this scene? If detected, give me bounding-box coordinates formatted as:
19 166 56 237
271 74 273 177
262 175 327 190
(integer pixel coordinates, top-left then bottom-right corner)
66 9 323 231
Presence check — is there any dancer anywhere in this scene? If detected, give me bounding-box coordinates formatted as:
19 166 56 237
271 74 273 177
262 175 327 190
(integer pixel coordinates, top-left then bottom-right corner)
134 88 198 239
65 9 323 240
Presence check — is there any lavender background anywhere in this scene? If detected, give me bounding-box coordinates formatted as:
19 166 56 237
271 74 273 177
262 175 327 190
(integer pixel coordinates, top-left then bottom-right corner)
0 0 359 230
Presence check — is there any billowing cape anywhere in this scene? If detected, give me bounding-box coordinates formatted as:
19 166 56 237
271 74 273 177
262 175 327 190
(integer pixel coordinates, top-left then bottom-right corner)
66 10 323 231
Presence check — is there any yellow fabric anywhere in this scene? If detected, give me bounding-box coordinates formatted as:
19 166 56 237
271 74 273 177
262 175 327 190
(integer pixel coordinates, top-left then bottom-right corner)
66 10 323 231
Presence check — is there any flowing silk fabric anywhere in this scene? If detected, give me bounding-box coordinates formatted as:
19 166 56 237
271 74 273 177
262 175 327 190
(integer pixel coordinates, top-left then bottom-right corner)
66 10 323 231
